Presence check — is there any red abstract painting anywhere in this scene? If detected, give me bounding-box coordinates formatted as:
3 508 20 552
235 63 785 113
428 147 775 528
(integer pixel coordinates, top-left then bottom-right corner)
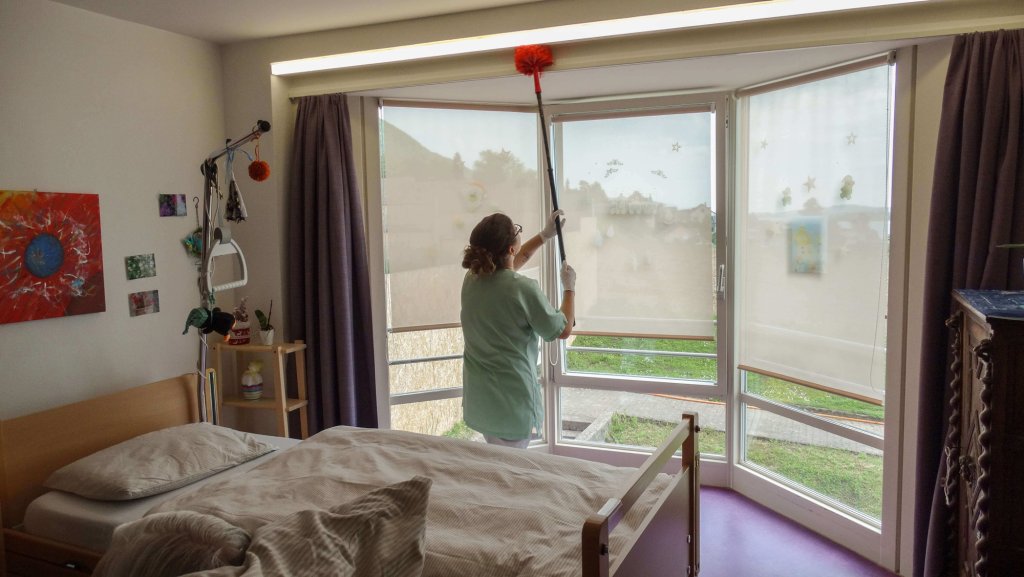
0 190 106 324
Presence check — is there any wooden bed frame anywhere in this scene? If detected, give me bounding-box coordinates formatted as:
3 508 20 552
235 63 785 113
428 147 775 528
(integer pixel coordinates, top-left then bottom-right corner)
0 373 699 577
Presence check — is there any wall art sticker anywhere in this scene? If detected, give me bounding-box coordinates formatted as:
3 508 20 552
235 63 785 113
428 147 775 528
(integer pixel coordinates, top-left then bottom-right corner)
128 289 160 317
125 253 156 280
158 194 187 217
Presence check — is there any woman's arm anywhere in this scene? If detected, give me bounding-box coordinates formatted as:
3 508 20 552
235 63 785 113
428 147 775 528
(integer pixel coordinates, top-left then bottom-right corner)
514 210 564 271
513 234 544 270
558 289 575 339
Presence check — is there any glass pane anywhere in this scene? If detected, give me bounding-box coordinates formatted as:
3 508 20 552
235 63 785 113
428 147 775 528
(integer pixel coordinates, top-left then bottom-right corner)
556 110 717 341
737 65 891 403
391 397 474 438
388 327 463 362
566 335 717 382
560 387 723 455
743 407 883 520
389 357 462 395
381 105 541 331
743 370 884 436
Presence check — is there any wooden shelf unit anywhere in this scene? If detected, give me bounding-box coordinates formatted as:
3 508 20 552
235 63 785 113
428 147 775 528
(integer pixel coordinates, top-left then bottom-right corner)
211 340 309 439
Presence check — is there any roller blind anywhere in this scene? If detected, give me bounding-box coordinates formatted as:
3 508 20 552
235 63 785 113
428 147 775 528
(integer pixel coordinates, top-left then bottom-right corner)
736 61 893 402
381 103 541 332
552 107 717 338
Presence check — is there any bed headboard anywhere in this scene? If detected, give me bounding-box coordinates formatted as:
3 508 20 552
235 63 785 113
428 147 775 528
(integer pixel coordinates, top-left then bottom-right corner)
0 373 198 528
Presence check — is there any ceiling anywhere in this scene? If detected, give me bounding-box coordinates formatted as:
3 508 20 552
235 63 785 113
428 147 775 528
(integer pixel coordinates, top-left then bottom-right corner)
48 0 543 44
351 39 921 104
47 0 936 104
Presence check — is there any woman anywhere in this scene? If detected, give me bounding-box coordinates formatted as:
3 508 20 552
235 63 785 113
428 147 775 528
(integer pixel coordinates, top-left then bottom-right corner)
460 211 576 448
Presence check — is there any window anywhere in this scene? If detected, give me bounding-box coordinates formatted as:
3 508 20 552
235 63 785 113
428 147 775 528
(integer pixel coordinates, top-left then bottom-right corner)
547 95 728 453
735 59 893 523
378 102 540 437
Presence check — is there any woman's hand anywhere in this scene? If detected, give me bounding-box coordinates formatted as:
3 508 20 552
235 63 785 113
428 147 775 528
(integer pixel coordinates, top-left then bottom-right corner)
560 261 576 291
541 209 566 240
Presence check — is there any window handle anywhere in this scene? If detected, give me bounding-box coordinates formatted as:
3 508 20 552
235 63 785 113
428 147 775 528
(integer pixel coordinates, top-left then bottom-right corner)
716 264 726 297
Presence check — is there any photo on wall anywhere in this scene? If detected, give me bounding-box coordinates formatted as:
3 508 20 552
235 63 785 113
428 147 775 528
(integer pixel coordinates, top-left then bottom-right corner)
125 253 156 280
128 290 160 317
158 194 187 217
0 190 106 325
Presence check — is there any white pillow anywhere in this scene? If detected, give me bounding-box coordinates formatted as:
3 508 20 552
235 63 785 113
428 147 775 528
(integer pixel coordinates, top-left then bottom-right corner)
186 476 433 577
45 423 276 500
93 511 250 577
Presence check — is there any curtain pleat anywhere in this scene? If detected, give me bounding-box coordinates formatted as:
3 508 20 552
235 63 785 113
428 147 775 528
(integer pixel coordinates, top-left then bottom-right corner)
917 29 1024 577
287 94 377 432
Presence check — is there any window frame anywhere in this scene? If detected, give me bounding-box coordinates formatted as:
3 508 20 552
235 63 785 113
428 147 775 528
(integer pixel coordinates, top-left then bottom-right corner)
539 93 732 458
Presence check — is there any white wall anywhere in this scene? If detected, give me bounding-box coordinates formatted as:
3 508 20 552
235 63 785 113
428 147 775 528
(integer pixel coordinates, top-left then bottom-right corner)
0 0 224 418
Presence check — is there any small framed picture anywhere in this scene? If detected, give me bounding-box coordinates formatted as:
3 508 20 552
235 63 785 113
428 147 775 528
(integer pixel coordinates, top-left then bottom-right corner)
128 290 160 317
158 194 187 217
125 253 156 280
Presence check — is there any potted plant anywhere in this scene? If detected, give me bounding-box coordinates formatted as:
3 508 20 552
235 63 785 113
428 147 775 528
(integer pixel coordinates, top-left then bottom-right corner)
255 300 274 345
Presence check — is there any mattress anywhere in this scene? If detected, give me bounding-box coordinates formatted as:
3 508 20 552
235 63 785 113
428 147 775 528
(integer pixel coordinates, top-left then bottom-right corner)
147 426 672 577
22 433 300 553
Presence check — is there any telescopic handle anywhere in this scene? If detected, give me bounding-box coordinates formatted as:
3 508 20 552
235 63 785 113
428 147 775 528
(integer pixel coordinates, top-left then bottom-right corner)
535 92 566 263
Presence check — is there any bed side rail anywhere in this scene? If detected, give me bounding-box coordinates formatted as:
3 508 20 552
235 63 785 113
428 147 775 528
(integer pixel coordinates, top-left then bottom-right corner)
583 412 700 577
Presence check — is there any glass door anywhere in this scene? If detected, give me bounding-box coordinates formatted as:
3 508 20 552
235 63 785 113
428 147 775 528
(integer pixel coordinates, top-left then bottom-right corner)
733 56 896 556
545 94 729 461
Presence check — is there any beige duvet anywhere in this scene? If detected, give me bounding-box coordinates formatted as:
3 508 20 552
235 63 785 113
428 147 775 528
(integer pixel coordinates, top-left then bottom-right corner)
149 427 671 577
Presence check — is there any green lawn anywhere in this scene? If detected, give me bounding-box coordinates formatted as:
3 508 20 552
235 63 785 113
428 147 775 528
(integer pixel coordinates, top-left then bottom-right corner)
570 335 883 422
568 336 717 381
606 413 882 518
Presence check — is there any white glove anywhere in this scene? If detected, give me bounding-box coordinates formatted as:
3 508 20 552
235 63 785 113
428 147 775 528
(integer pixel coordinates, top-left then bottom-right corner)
541 209 566 240
560 261 576 292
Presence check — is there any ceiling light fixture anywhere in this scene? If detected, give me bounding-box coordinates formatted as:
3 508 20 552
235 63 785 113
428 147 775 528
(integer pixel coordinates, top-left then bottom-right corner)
271 0 928 76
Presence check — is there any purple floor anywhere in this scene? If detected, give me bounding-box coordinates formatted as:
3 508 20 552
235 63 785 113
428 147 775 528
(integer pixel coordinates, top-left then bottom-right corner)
699 486 899 577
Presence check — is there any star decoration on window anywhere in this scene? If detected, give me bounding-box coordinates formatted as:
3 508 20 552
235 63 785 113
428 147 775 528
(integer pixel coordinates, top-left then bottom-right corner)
803 176 816 193
761 139 769 150
671 142 681 152
847 132 857 145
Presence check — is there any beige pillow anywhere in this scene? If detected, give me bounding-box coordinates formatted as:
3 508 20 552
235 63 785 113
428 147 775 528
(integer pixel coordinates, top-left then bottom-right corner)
45 423 276 500
187 476 433 577
93 511 250 577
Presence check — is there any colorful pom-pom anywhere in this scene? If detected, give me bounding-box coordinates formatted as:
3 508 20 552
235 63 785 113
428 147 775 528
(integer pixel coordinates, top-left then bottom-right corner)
248 160 270 182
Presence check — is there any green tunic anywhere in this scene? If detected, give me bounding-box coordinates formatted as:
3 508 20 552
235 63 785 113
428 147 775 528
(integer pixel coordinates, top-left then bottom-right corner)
461 269 567 440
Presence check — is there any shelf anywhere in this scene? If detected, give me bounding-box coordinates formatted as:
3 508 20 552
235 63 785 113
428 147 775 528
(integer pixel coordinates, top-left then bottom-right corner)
212 342 306 354
222 396 308 411
211 339 308 439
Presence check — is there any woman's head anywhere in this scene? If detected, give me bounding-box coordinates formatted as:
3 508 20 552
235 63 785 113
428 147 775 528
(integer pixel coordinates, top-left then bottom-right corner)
462 213 521 275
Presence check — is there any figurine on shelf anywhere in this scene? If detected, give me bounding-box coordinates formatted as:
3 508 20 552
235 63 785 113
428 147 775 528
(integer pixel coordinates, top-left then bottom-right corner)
240 360 264 400
229 297 251 345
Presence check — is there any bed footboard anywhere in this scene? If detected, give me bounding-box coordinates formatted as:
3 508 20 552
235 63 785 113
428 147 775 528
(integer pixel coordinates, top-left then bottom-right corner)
583 412 699 577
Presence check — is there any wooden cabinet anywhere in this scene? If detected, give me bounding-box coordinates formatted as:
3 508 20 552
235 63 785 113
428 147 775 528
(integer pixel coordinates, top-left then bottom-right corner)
943 290 1024 577
212 340 309 439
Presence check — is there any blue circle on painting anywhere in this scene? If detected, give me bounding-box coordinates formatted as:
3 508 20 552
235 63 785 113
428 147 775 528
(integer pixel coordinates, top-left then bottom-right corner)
24 233 65 278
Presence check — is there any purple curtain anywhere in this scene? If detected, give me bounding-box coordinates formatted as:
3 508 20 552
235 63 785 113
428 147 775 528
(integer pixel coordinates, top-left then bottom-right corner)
287 94 378 432
916 30 1024 577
